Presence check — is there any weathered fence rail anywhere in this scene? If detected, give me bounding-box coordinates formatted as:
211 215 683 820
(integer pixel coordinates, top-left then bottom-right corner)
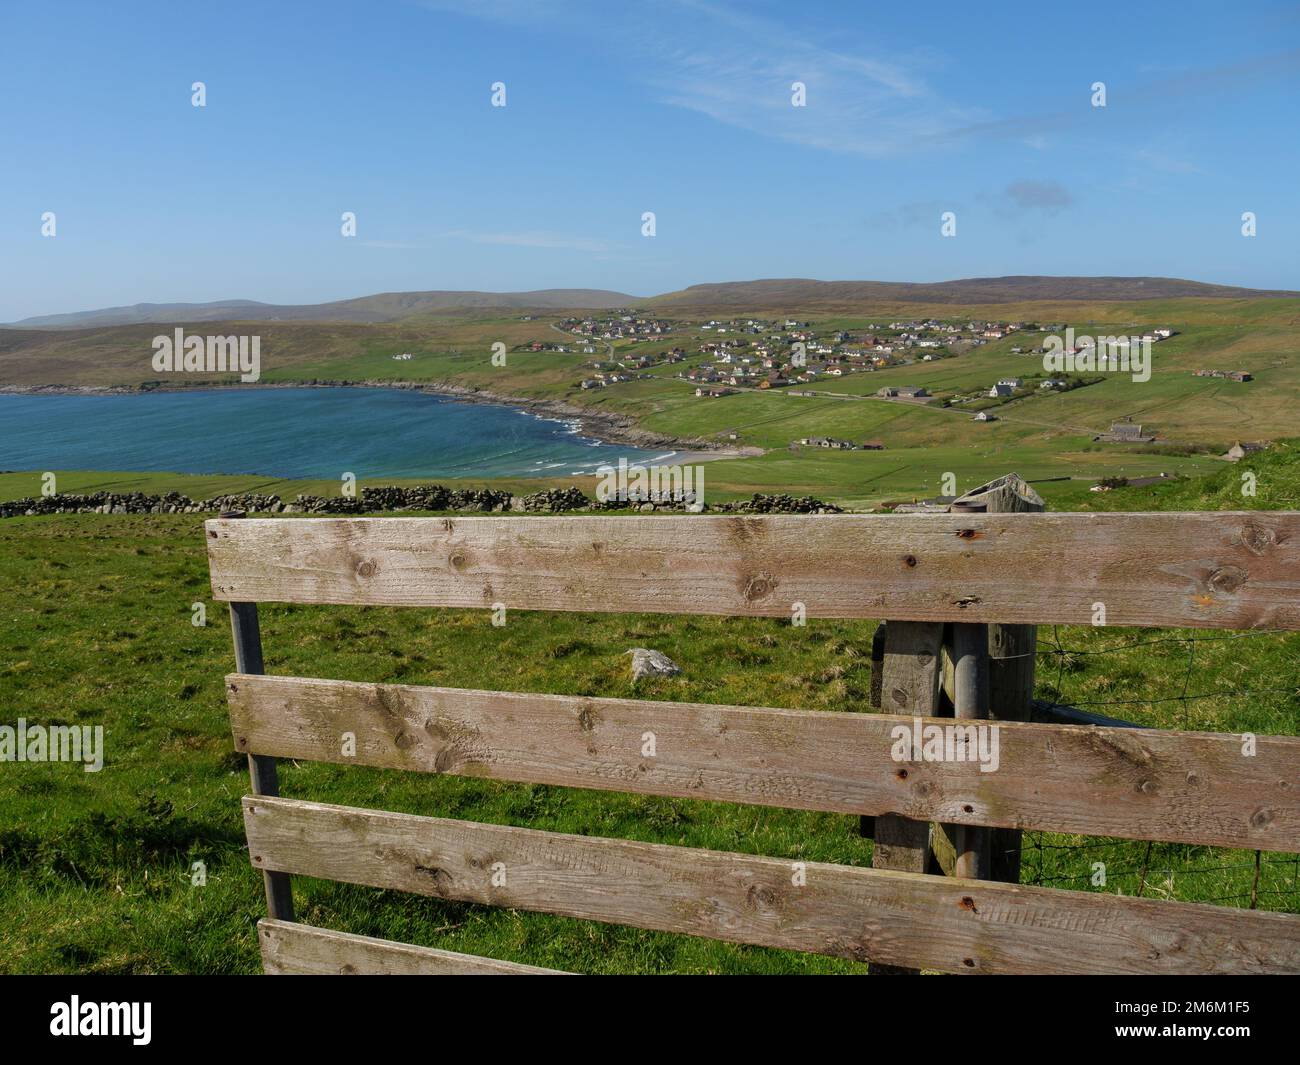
242 795 1298 976
226 674 1298 853
206 511 1300 628
208 496 1300 976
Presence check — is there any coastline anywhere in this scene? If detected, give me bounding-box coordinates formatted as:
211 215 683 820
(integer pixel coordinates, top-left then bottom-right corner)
0 379 766 462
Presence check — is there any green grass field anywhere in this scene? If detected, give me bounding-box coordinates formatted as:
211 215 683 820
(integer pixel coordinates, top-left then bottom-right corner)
2 446 1297 973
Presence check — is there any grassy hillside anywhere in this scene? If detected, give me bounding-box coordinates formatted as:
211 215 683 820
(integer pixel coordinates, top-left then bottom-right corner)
1078 438 1300 511
646 277 1300 310
13 277 1295 330
8 289 640 328
1 447 1296 973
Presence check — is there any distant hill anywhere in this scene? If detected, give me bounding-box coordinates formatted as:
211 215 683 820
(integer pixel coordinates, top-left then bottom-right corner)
10 289 640 329
9 276 1298 329
645 276 1300 311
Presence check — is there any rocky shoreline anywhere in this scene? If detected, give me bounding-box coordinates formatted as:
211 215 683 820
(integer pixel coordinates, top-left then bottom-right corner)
0 379 764 458
0 486 842 519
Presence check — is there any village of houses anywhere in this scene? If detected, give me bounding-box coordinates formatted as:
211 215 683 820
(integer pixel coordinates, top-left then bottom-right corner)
540 311 1264 460
553 314 1225 407
385 309 1266 465
562 312 1038 397
552 312 1248 438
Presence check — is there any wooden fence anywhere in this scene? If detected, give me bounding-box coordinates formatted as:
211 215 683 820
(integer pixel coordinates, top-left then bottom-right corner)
207 480 1300 975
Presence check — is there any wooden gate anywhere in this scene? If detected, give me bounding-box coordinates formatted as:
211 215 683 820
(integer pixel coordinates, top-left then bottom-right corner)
206 506 1300 974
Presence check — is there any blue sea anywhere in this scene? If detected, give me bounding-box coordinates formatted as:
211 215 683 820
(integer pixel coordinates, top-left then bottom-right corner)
0 387 676 479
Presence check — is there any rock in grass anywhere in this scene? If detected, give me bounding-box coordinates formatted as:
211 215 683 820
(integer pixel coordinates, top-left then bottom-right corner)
626 648 682 683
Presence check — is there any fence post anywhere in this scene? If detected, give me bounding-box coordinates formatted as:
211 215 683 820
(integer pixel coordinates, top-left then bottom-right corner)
868 620 944 975
952 619 990 879
221 510 295 923
951 475 1044 884
859 621 890 841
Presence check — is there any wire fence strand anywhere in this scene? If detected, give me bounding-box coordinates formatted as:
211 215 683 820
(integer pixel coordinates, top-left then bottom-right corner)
1019 626 1300 912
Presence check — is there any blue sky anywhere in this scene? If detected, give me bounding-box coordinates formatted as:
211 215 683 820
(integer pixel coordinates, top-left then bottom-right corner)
1 0 1297 320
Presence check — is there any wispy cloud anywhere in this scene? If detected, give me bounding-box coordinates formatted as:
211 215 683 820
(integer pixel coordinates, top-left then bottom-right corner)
1003 181 1073 213
866 200 956 231
1134 148 1204 176
420 3 1297 163
445 229 611 252
622 2 981 157
421 0 980 157
935 49 1300 146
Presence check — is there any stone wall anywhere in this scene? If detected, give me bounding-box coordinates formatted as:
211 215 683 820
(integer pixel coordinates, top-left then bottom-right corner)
0 486 842 518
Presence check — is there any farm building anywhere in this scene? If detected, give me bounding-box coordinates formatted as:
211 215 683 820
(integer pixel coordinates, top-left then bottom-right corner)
1226 441 1270 461
798 436 857 450
1098 422 1154 443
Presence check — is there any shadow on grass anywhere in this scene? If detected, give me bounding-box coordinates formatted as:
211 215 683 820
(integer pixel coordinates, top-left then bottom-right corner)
0 791 245 889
